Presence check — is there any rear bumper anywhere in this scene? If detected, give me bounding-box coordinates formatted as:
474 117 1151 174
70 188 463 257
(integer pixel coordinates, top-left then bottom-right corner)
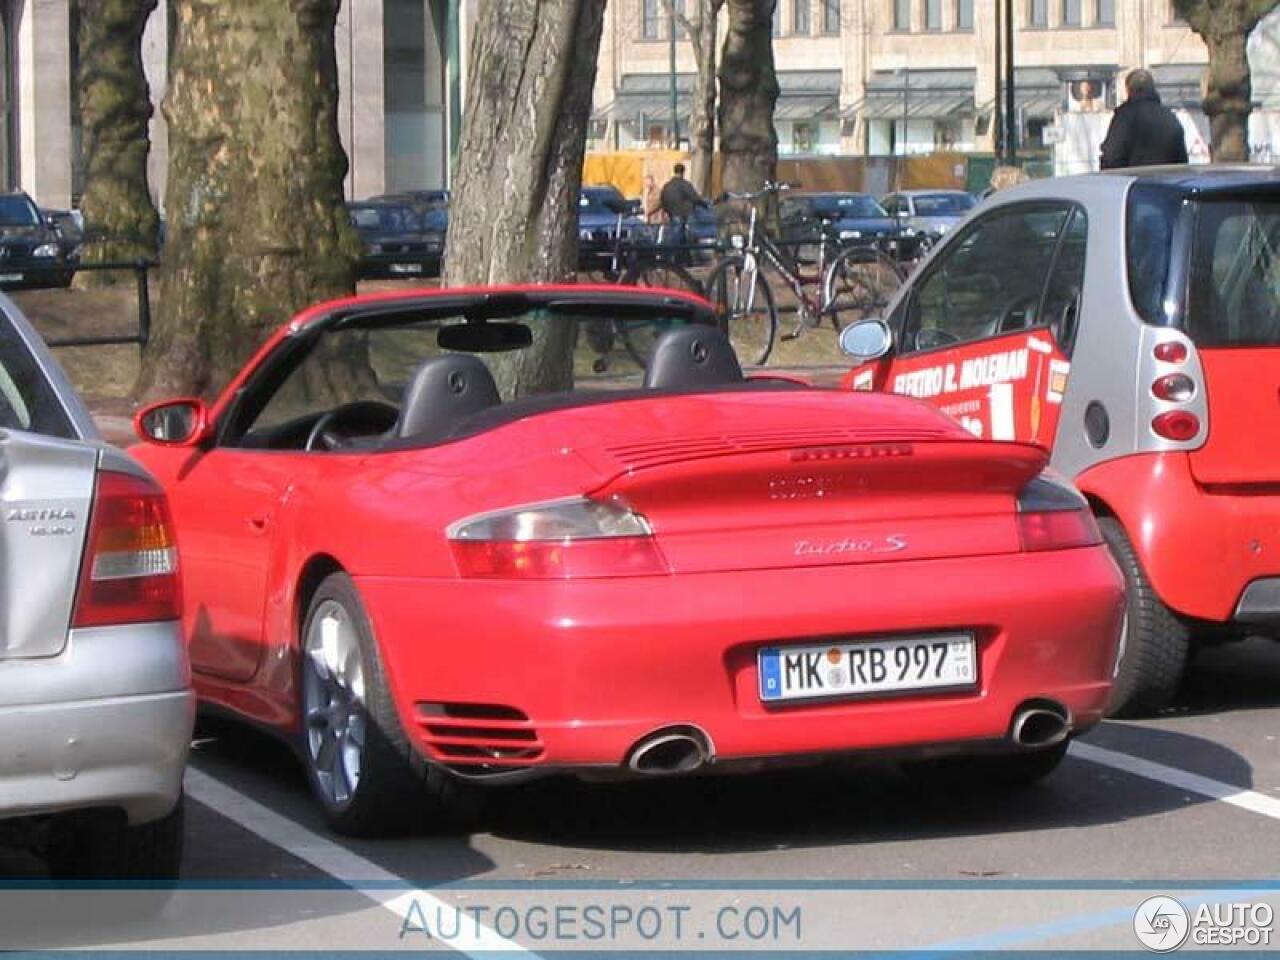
0 690 193 825
357 546 1124 774
1076 453 1280 624
0 621 194 825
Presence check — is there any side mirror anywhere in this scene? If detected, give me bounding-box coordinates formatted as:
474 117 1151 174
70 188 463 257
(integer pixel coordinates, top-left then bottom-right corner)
134 398 212 447
839 319 894 362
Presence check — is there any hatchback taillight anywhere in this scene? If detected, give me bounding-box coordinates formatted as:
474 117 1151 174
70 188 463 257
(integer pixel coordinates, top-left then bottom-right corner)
72 470 181 628
1016 471 1101 553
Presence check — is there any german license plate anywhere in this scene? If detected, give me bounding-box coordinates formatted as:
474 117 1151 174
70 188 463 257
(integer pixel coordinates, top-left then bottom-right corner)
0 273 24 284
389 263 423 274
758 633 976 703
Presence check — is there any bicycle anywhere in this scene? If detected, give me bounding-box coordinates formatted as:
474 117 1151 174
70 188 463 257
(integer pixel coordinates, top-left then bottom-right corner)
704 183 906 366
581 214 704 371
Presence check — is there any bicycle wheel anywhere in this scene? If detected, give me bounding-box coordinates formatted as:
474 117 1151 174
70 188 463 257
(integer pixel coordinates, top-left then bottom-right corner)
618 261 704 367
823 246 905 332
704 255 778 367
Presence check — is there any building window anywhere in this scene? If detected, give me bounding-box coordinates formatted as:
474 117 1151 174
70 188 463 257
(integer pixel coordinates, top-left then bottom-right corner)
642 0 660 38
956 0 973 29
822 0 840 32
893 0 910 30
794 0 811 33
1095 0 1114 24
1062 0 1081 25
773 0 783 35
793 122 815 153
1028 0 1048 27
925 0 942 29
1168 0 1185 23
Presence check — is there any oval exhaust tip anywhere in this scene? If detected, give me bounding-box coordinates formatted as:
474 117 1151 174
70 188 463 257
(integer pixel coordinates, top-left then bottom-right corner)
1011 704 1070 749
627 729 709 775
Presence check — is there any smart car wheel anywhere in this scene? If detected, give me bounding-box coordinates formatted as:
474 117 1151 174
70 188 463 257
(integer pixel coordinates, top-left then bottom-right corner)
1098 517 1190 717
301 572 467 836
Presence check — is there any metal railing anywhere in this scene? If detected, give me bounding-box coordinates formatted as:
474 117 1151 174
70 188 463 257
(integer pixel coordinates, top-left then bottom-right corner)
42 259 155 351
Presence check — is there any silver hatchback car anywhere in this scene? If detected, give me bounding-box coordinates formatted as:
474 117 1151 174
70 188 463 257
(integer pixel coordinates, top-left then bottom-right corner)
0 294 192 878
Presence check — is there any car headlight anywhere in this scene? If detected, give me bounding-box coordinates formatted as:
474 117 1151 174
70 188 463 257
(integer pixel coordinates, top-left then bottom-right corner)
33 243 59 258
366 243 383 255
900 227 916 236
579 229 595 241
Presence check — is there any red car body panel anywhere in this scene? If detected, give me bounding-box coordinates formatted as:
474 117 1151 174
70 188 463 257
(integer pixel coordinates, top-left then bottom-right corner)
1076 452 1280 623
135 285 1124 776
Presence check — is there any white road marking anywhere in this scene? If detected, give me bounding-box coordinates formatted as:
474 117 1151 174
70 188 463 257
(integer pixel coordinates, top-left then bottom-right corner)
184 766 541 957
1072 740 1280 821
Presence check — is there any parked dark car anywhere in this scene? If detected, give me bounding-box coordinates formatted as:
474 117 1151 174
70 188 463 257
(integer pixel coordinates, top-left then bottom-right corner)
577 186 650 270
39 207 84 262
347 199 446 279
0 193 75 289
780 192 922 263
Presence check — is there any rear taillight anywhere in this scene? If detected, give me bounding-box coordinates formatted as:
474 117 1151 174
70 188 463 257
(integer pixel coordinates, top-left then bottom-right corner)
1151 373 1196 402
1149 338 1201 443
1016 472 1101 553
448 497 669 579
1151 410 1201 442
72 470 181 628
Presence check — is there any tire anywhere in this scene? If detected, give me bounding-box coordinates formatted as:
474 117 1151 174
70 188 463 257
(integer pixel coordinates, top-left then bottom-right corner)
704 255 778 366
823 246 905 332
300 572 477 836
619 261 703 367
47 794 185 884
1098 517 1191 717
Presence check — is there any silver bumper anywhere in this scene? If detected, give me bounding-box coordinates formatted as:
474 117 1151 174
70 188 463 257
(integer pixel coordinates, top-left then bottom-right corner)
0 621 194 825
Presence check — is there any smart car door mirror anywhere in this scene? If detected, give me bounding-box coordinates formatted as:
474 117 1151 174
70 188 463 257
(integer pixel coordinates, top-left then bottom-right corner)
839 319 894 362
135 398 212 446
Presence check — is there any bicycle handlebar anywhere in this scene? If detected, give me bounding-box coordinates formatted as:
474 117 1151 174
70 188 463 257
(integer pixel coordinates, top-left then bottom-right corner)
718 181 794 203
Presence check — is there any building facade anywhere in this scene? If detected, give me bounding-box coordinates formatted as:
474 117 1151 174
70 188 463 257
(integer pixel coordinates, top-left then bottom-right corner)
591 0 1242 157
0 0 470 210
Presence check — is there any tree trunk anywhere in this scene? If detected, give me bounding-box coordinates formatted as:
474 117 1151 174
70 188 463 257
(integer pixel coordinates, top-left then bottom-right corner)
73 0 160 289
136 0 356 400
1203 28 1254 161
667 0 722 196
443 0 606 398
1174 0 1280 162
717 0 778 194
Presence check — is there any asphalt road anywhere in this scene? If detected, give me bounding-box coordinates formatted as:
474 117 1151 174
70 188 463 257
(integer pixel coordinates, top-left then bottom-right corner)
4 637 1280 952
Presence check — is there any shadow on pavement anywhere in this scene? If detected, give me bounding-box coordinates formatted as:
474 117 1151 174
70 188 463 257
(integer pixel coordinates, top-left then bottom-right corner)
0 717 497 949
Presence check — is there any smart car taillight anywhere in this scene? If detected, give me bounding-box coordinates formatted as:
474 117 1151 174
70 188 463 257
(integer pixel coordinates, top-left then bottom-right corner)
72 470 181 627
448 497 669 579
1153 341 1188 364
1151 410 1201 442
1016 472 1101 553
1151 373 1197 402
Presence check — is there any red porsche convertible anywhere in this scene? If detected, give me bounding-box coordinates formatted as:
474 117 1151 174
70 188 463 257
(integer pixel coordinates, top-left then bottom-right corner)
133 285 1124 835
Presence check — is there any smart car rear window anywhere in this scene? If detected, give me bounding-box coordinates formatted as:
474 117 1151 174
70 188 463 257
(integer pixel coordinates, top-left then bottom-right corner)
1125 184 1182 326
1184 198 1280 347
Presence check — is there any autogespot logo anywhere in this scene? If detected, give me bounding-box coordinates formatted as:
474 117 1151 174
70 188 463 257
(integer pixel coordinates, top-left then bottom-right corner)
1134 896 1191 953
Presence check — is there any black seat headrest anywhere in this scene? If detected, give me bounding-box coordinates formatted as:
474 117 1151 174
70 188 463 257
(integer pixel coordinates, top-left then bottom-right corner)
395 354 501 442
643 324 743 390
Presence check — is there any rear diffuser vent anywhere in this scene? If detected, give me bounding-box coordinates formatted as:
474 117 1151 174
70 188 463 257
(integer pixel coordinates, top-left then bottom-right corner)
415 702 544 768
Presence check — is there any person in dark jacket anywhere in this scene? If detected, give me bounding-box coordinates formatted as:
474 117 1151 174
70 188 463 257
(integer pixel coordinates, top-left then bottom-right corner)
659 164 707 262
1099 69 1189 170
